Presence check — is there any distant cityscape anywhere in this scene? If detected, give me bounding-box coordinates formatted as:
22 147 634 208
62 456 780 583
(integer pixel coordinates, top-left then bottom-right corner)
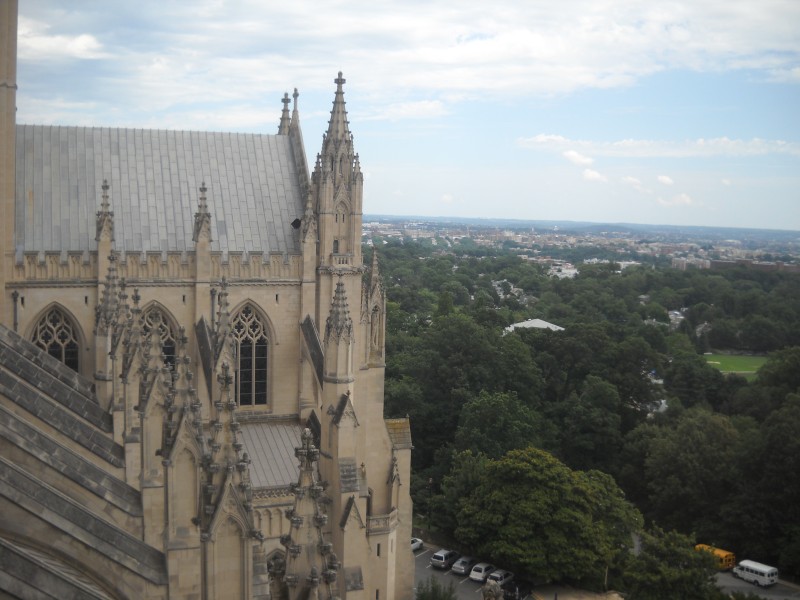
363 216 800 277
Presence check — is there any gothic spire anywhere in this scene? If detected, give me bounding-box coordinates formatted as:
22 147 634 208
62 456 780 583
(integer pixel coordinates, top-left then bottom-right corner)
326 72 351 143
192 182 212 243
278 92 291 135
290 87 300 129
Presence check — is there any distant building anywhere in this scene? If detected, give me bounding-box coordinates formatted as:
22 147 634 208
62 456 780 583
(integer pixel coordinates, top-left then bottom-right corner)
504 318 565 334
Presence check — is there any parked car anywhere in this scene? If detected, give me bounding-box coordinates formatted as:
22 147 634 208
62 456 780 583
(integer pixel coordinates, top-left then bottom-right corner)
488 569 514 587
411 538 424 552
430 549 460 569
469 562 496 582
451 556 478 576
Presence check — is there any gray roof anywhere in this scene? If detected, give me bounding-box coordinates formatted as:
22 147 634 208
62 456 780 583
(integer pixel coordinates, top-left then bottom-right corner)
15 124 305 255
239 421 302 489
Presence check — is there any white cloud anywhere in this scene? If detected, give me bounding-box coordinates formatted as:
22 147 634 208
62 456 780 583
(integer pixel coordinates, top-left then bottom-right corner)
520 134 800 158
563 150 593 166
583 169 607 183
658 193 694 207
17 17 107 61
721 178 732 186
17 0 800 109
441 193 455 204
657 175 674 185
621 176 652 194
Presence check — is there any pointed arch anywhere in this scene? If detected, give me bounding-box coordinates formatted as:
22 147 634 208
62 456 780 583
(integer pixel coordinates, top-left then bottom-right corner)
141 301 179 369
230 301 276 408
27 303 85 374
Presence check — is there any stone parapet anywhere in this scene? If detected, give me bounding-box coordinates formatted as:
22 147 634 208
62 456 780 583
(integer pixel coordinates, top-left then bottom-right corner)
9 250 305 282
366 508 397 536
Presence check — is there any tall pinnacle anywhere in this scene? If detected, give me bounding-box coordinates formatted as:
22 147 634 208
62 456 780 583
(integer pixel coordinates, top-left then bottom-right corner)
278 92 291 134
326 71 351 143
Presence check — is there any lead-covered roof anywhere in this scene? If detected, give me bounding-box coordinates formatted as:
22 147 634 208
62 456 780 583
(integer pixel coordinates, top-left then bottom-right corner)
15 125 304 255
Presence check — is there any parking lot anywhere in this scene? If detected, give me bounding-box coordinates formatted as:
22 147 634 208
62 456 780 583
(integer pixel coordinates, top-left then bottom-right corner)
413 545 495 600
412 543 626 600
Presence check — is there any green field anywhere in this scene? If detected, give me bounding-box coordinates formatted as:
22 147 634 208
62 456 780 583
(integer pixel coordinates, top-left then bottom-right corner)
704 354 767 377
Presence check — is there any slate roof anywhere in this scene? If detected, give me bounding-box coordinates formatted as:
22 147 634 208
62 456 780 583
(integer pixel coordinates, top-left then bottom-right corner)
14 125 305 255
239 421 302 489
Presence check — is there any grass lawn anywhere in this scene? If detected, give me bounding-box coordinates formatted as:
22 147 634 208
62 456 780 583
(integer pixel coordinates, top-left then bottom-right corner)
704 354 767 377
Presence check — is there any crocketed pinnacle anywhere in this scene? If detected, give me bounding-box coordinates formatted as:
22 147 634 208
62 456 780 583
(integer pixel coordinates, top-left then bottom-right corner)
325 277 353 343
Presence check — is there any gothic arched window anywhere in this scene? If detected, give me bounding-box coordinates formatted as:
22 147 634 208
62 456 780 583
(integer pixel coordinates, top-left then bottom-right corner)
232 305 269 406
31 307 80 372
142 306 177 369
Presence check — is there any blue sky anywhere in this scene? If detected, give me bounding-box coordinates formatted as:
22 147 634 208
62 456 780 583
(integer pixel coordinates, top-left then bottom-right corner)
15 0 800 230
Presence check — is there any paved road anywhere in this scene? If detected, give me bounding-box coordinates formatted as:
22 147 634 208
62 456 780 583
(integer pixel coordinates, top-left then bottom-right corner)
716 572 800 600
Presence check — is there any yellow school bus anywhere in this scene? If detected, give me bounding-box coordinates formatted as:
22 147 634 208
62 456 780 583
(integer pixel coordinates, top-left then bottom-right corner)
695 544 736 570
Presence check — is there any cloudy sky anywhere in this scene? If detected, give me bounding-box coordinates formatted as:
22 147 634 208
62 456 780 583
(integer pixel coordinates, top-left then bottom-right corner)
15 0 800 230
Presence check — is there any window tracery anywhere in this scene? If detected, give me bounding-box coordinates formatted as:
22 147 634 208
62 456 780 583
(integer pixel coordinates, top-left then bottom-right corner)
232 305 269 406
31 307 80 372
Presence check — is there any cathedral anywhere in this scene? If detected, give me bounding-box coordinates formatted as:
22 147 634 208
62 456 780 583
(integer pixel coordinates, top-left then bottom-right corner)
0 2 413 599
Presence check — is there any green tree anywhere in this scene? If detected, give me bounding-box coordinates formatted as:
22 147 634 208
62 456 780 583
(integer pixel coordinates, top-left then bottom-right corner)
623 526 720 600
454 391 551 459
757 346 800 393
737 394 800 576
557 376 623 471
430 450 489 539
642 410 743 538
455 447 642 587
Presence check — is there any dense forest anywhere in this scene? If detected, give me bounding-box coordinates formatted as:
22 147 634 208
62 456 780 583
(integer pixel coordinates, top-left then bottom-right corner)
373 237 800 596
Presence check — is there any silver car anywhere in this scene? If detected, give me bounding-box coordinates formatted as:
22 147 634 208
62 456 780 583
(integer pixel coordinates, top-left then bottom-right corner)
451 556 478 575
430 549 459 570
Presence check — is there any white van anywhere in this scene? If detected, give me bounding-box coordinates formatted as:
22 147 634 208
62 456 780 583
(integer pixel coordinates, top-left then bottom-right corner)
732 559 779 587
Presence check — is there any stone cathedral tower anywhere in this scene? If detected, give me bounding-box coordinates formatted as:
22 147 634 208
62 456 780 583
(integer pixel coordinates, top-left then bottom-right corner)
0 2 413 599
